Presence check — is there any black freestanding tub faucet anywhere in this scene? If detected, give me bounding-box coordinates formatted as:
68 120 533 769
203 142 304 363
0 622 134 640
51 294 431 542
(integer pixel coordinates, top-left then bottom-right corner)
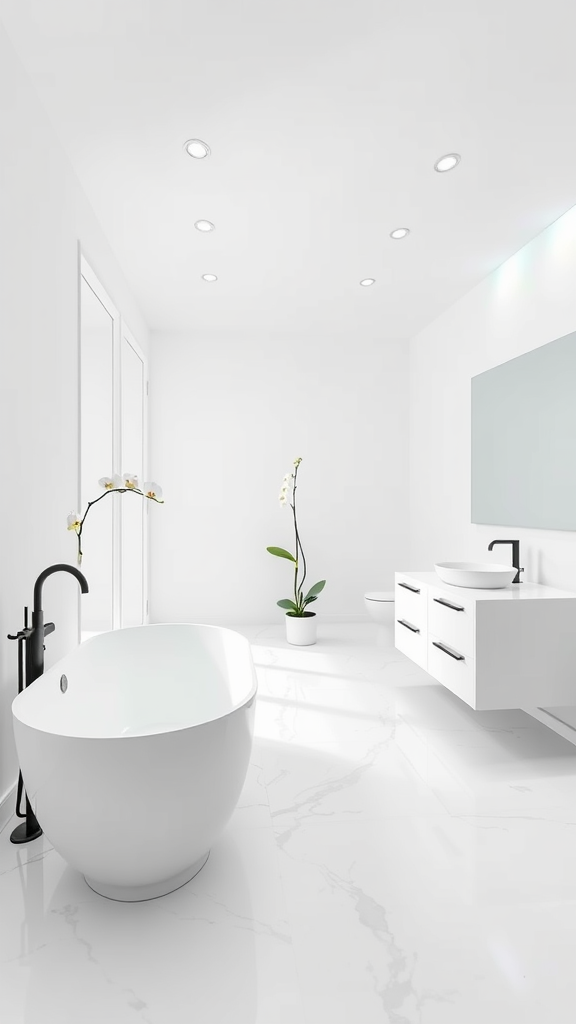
9 563 89 844
487 540 523 584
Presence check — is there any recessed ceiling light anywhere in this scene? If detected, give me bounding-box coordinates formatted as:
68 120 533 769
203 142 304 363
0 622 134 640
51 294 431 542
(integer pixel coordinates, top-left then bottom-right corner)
195 219 215 232
202 274 218 282
434 153 461 173
184 139 211 159
360 278 375 287
390 228 410 239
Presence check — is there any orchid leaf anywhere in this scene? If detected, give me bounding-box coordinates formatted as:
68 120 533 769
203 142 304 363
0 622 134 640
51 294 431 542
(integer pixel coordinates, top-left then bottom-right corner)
277 599 298 610
267 546 297 563
304 580 326 601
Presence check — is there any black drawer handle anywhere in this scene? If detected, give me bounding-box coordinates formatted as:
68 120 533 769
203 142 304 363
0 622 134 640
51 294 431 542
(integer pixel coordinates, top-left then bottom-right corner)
432 641 465 661
397 619 420 634
398 582 420 594
433 597 465 612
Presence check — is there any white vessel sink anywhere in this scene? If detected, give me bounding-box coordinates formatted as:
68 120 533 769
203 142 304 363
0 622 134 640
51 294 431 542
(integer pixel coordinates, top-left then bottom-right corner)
434 561 517 589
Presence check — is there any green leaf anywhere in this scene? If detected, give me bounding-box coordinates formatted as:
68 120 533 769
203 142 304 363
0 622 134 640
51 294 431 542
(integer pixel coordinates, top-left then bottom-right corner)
304 580 326 601
302 595 318 606
277 599 298 611
267 546 297 563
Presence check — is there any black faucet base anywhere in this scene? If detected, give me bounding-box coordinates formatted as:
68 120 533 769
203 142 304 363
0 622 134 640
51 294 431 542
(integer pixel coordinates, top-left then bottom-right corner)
10 790 43 844
10 819 43 844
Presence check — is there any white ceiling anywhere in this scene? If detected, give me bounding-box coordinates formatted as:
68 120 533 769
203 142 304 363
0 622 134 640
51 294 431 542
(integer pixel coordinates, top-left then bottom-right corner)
2 0 576 339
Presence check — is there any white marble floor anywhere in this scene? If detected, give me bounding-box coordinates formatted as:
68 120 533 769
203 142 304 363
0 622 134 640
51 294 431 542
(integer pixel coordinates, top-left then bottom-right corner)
3 623 576 1023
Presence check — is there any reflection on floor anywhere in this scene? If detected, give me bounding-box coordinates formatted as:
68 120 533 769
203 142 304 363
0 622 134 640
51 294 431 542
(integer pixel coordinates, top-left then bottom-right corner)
2 622 576 1023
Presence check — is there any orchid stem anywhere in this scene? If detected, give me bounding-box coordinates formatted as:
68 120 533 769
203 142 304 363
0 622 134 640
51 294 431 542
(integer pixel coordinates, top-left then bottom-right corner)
290 462 307 614
75 487 163 565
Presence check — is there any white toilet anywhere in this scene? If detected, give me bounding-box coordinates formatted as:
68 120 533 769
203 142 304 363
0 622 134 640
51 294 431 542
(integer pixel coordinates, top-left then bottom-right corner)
364 591 395 641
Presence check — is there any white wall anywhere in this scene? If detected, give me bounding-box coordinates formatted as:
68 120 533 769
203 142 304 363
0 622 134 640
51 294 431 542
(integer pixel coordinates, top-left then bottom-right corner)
0 23 149 819
409 202 576 724
149 333 409 624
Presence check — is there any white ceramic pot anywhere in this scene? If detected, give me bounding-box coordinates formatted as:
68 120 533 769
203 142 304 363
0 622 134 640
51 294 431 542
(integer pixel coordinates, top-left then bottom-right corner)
286 612 317 646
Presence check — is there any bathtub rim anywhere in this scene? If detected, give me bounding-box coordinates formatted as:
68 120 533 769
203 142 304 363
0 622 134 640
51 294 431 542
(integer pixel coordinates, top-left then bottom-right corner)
12 622 258 740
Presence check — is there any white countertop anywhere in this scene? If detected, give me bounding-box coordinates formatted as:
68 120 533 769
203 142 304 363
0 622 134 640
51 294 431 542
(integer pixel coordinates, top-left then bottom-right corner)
397 571 576 601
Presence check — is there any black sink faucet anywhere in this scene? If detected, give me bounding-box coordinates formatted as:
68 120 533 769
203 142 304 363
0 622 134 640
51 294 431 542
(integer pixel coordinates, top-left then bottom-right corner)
28 563 89 685
487 540 523 584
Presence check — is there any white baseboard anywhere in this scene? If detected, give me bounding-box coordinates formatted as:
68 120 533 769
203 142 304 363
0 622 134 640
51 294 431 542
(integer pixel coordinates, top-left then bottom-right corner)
523 706 576 747
227 614 370 629
0 782 16 835
318 614 368 624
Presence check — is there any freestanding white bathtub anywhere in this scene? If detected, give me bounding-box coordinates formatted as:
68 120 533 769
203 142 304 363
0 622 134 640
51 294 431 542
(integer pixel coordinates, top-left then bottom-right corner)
12 624 257 902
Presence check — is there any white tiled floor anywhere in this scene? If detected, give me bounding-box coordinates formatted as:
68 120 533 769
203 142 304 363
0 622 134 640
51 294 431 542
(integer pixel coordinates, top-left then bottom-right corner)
3 622 576 1022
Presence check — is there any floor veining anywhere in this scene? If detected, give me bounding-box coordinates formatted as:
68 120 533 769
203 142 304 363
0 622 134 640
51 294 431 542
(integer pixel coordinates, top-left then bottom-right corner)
2 622 576 1022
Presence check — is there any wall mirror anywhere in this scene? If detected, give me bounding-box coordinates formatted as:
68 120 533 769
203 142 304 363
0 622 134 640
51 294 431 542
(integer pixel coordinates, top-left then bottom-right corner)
471 330 576 531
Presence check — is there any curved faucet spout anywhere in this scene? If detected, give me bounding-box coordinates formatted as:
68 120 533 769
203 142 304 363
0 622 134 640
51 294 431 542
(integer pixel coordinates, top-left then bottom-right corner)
33 563 89 619
28 564 89 687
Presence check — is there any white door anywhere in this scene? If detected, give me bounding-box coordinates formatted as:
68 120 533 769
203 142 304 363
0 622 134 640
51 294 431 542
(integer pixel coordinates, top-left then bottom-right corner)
120 328 147 627
79 268 118 635
79 256 148 637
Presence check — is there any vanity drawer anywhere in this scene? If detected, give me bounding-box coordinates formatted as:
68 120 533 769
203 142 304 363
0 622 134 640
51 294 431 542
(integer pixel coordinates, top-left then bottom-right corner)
427 633 475 708
395 615 427 669
428 587 475 658
395 577 426 630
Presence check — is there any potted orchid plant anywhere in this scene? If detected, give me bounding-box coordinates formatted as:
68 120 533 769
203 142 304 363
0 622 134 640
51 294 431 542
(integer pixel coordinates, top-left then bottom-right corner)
67 473 163 564
267 457 325 646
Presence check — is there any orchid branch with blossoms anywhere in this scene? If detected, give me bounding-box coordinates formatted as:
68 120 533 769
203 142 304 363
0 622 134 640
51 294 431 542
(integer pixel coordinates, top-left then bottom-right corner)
67 473 164 565
266 457 326 616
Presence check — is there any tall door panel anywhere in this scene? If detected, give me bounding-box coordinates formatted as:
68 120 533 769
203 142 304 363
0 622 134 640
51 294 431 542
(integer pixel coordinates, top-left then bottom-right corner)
120 332 146 627
79 274 116 635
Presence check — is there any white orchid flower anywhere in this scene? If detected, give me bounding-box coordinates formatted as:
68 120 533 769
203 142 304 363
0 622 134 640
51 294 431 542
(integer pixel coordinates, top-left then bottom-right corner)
143 481 163 500
67 511 82 532
279 479 292 506
122 473 139 490
98 474 122 490
280 470 294 497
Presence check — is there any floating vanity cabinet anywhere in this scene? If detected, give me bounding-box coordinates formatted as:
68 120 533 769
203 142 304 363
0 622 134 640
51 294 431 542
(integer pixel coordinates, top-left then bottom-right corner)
395 572 576 710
